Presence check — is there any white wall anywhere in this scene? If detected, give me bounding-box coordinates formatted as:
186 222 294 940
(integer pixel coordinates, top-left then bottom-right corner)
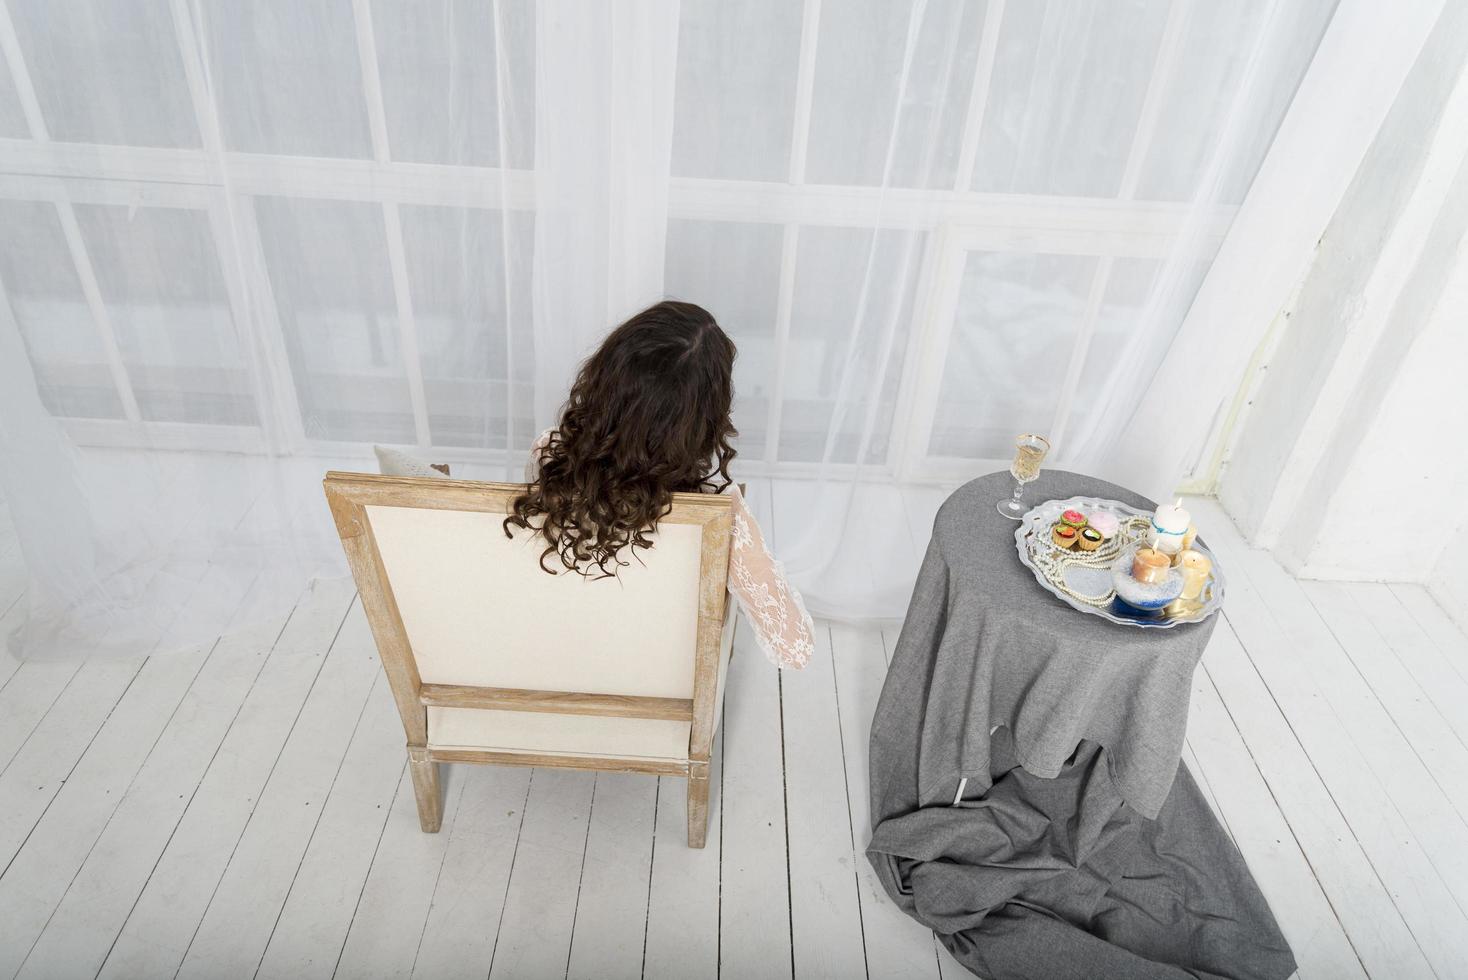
1217 1 1468 601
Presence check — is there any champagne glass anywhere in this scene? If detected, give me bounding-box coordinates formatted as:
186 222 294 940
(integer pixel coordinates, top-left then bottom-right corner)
997 433 1050 519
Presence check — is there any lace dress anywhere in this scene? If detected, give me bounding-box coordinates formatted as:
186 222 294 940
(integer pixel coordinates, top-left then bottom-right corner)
525 430 814 670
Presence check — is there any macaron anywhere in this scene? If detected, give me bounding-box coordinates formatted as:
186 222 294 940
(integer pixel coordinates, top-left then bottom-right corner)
1086 511 1120 540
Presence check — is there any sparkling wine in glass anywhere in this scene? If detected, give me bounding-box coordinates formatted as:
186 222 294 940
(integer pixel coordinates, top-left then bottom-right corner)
997 433 1050 519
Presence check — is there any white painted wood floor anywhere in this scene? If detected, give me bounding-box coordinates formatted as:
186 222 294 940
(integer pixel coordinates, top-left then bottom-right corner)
2 491 1468 979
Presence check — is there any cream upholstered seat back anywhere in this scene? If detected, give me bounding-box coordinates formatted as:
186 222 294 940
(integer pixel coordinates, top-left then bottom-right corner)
368 503 705 701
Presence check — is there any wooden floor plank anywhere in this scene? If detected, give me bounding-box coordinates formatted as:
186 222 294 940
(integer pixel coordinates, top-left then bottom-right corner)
782 624 867 980
12 586 300 980
255 675 407 980
1366 583 1468 752
95 578 358 980
332 765 471 980
0 656 145 870
565 771 659 980
175 603 384 979
642 730 724 980
486 768 596 980
0 659 84 773
842 625 942 980
410 764 533 980
1392 583 1468 681
1307 581 1468 826
1184 636 1366 980
719 617 793 980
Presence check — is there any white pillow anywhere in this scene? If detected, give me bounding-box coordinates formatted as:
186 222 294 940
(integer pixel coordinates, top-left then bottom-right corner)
373 445 449 479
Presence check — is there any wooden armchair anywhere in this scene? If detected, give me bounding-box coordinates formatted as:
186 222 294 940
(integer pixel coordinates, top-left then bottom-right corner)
323 471 735 847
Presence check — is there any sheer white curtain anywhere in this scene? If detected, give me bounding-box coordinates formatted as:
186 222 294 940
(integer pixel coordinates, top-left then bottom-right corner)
0 0 1337 659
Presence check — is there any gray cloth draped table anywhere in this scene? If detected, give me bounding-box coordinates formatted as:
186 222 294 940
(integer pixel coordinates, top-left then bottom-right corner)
867 470 1294 980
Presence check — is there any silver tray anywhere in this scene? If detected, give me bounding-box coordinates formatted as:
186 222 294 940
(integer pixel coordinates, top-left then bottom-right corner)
1013 495 1225 628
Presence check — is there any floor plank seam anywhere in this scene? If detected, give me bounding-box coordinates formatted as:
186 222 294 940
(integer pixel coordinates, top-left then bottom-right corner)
777 668 796 980
562 774 599 980
1302 585 1468 836
331 761 406 980
252 671 385 980
172 595 358 978
484 768 535 980
1201 647 1373 980
826 627 871 980
1395 585 1468 682
0 661 85 778
405 767 473 979
637 776 660 980
1381 586 1468 752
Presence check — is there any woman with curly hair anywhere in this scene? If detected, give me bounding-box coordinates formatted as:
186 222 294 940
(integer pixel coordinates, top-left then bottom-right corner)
507 300 814 670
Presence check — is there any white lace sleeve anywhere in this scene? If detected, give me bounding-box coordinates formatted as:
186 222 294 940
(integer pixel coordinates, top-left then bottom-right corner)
525 427 554 483
726 485 815 670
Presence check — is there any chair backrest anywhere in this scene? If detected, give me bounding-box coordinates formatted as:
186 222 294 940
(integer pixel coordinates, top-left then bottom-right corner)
323 472 732 758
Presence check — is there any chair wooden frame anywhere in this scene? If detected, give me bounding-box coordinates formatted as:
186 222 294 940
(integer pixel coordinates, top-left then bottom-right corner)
323 471 733 847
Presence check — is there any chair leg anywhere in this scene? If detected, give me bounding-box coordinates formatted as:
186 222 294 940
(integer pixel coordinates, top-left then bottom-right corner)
407 746 443 833
687 762 711 848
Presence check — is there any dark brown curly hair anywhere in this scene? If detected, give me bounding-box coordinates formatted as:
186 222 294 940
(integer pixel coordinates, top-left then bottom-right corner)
504 300 738 576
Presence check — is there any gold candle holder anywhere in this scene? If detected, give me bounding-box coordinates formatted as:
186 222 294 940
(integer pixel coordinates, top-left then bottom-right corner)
1178 549 1211 600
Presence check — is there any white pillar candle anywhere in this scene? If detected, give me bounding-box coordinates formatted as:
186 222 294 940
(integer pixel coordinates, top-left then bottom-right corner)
1149 500 1191 555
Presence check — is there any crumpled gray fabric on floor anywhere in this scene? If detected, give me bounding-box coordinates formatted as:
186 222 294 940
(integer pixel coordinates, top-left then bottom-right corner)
870 728 1295 979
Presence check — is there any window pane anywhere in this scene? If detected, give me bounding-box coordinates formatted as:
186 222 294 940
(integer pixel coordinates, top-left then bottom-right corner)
781 227 924 464
400 205 534 449
371 0 535 168
201 0 373 158
0 45 31 138
9 0 199 148
672 0 802 182
806 0 987 189
969 0 1170 196
0 200 123 419
1134 0 1337 204
74 204 256 426
928 252 1097 458
664 219 783 460
255 197 414 443
1065 256 1209 448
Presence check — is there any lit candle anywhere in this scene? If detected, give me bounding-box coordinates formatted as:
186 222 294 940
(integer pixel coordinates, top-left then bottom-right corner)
1178 549 1212 600
1132 548 1171 585
1150 499 1191 556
